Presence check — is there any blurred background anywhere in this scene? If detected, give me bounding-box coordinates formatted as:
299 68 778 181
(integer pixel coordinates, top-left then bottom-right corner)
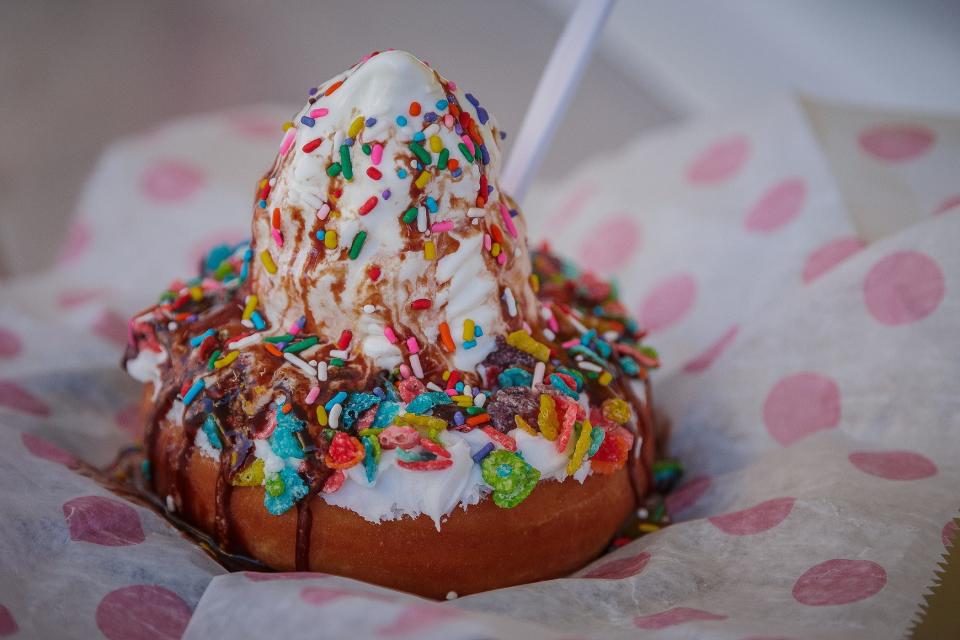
1 0 958 278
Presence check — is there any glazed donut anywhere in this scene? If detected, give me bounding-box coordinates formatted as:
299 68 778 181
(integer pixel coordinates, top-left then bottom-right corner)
124 50 661 598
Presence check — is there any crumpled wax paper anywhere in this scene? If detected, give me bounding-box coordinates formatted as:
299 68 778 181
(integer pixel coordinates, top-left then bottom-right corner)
1 97 958 639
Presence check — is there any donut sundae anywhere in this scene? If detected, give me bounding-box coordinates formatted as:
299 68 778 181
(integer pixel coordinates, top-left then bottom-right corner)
123 50 665 598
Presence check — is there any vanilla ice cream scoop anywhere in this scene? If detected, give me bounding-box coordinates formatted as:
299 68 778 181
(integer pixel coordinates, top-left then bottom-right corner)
249 50 541 378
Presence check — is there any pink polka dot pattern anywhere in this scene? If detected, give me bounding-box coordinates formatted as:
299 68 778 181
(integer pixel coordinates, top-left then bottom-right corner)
858 124 935 162
376 604 463 637
634 607 727 630
763 372 841 446
577 215 642 275
21 433 78 469
744 178 806 233
638 273 697 333
863 251 945 326
57 220 91 265
582 552 651 579
0 328 22 358
666 475 711 515
227 111 281 138
550 182 597 227
0 381 51 417
686 136 750 184
57 288 105 308
93 309 130 347
682 325 739 374
140 160 206 203
115 404 142 439
848 450 937 480
0 605 17 636
802 237 865 284
245 571 329 581
63 496 145 546
95 585 192 640
741 636 795 640
300 586 392 606
792 559 886 606
709 497 795 536
943 520 958 549
933 194 960 216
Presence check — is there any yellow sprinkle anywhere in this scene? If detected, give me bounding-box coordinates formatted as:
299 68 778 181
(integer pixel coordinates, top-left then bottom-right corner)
316 405 328 426
324 230 338 250
348 116 365 138
598 371 613 386
566 420 592 475
530 274 540 292
441 370 451 381
506 330 550 362
214 350 239 369
260 250 277 274
638 523 661 534
282 121 294 131
258 178 268 189
242 295 259 321
424 240 436 260
537 394 558 441
189 286 203 301
491 243 501 257
415 171 431 189
463 318 475 341
428 135 443 153
451 395 473 403
514 415 537 436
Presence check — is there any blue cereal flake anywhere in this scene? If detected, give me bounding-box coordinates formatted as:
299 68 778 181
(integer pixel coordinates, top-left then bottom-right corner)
586 425 606 458
371 401 402 428
201 414 223 450
405 391 452 415
269 408 305 459
498 367 533 388
342 392 380 429
556 367 585 391
362 436 379 483
264 466 308 515
548 374 578 399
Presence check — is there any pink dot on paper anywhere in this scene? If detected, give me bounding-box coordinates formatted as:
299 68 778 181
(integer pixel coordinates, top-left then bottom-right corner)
0 328 22 358
226 111 281 138
744 178 806 233
93 309 130 348
933 194 960 216
792 559 886 606
377 604 463 637
63 496 145 546
301 586 393 606
708 497 795 536
849 450 937 480
863 251 945 326
638 273 697 333
634 607 727 630
682 325 739 374
686 135 750 184
577 215 642 275
943 521 958 549
802 237 865 283
0 381 51 417
666 475 711 515
96 585 192 640
763 372 841 446
582 552 651 579
140 160 206 203
115 404 142 439
0 604 17 636
57 288 105 308
21 433 77 468
858 124 935 162
57 220 91 265
550 182 598 227
245 571 328 581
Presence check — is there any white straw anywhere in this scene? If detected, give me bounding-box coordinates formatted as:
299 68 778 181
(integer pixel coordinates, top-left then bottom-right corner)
501 0 614 204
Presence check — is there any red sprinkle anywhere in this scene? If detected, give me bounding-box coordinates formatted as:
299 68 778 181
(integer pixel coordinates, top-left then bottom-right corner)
409 101 421 116
272 208 281 229
446 370 462 389
482 426 518 452
324 80 344 96
367 265 381 281
263 343 283 357
489 223 504 244
366 167 382 180
226 332 254 345
420 438 451 458
302 138 323 153
447 159 460 171
358 196 378 215
411 299 432 310
397 458 453 471
197 334 218 360
337 330 352 350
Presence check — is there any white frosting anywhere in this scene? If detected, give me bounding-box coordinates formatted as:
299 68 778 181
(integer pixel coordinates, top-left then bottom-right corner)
125 347 167 398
